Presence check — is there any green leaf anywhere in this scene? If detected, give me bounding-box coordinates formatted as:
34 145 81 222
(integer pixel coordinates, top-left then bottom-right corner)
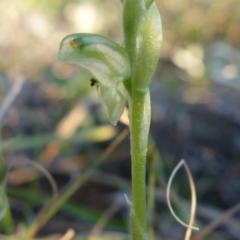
0 186 7 220
126 197 149 240
59 33 130 124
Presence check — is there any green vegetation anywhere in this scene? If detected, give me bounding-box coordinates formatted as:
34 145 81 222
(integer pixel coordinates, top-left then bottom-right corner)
58 1 161 239
0 0 240 239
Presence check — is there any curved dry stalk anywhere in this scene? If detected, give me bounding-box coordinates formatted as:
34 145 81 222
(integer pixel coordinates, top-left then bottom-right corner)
4 159 58 202
0 158 58 238
166 159 199 240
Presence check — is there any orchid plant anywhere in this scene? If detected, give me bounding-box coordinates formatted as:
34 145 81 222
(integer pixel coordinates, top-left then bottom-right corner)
59 0 162 239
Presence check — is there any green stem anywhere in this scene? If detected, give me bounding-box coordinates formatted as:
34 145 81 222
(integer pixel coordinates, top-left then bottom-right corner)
0 126 14 235
130 90 150 237
147 137 163 240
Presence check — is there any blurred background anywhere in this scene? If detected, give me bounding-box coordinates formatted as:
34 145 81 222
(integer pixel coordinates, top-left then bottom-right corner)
0 0 240 239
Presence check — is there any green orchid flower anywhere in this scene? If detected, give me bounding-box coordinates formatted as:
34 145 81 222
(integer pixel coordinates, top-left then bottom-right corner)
58 1 162 239
59 33 131 125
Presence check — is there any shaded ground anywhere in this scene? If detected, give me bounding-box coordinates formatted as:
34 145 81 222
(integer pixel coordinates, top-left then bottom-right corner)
1 67 240 239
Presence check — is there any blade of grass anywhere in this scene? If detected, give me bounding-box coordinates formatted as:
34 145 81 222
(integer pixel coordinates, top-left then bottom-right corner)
64 201 126 231
7 187 126 231
192 202 240 240
147 135 166 240
59 228 75 240
22 128 129 239
90 201 122 235
0 126 14 235
2 125 116 152
146 140 157 240
0 75 25 121
71 232 129 240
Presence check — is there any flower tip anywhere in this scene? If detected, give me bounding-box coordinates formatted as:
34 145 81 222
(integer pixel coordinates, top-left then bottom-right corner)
58 36 80 62
58 39 66 61
69 39 80 49
109 119 118 126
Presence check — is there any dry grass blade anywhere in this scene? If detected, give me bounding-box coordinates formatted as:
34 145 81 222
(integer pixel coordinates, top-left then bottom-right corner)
0 184 7 219
0 75 25 121
192 202 240 240
58 229 75 240
23 128 129 239
90 202 122 235
166 159 199 240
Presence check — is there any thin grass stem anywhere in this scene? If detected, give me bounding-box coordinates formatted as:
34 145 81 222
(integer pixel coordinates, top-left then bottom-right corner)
23 128 129 239
192 202 240 240
147 140 157 240
0 125 14 235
